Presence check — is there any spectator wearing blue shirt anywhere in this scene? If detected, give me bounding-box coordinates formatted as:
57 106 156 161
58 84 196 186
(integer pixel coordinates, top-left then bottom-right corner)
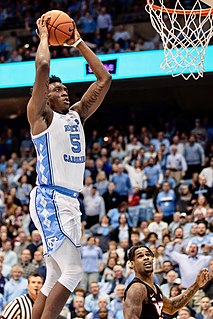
110 163 132 202
107 202 129 229
80 236 103 292
3 264 28 305
108 284 125 319
144 157 163 199
156 181 176 224
183 134 205 179
188 222 212 255
79 11 97 42
84 282 110 313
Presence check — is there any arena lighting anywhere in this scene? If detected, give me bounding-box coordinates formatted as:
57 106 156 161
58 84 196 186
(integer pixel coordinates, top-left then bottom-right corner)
1 47 213 89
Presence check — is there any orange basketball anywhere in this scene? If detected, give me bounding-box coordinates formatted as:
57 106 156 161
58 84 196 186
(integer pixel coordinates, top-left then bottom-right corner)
45 10 75 46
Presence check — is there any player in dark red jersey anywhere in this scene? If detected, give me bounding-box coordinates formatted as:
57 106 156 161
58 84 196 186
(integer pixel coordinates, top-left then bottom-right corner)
124 244 212 319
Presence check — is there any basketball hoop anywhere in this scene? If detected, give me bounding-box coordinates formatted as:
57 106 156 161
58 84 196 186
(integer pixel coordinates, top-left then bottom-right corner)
145 0 213 80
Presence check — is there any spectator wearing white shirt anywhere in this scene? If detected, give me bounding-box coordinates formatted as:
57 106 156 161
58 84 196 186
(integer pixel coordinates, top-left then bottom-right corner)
112 24 131 50
166 145 187 183
148 212 168 241
199 157 213 188
96 6 112 44
171 135 185 155
84 185 106 229
123 158 145 190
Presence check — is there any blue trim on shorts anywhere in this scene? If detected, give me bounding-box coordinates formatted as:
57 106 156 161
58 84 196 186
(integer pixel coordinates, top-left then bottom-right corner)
35 188 48 252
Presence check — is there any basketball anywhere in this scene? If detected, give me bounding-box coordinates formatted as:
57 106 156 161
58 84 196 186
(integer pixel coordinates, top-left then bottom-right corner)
45 10 75 46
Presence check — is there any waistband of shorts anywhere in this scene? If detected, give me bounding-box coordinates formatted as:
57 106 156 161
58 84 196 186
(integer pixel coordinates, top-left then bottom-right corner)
39 185 79 198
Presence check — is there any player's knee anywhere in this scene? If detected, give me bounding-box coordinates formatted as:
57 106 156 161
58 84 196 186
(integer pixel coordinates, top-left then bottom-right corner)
59 265 83 292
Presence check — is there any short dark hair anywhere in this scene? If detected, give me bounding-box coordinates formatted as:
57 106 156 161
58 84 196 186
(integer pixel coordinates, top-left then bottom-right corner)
28 273 44 283
30 75 62 96
49 75 62 84
128 244 154 261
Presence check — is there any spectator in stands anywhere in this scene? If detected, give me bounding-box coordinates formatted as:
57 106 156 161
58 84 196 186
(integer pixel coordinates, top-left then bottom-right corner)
94 171 109 196
110 163 133 202
19 249 37 279
80 236 103 292
176 184 193 214
16 174 32 205
171 135 185 155
166 145 187 183
84 185 106 229
195 296 211 319
13 231 30 261
102 182 120 212
96 6 113 45
26 230 42 259
156 181 176 223
1 240 18 267
123 158 145 191
191 119 208 149
112 24 131 50
188 222 212 255
203 259 213 300
84 282 109 313
70 295 85 319
178 307 195 319
144 157 163 198
183 134 205 179
108 284 125 318
148 212 168 241
160 270 180 297
207 306 213 319
199 157 213 188
110 213 132 244
110 143 126 161
191 176 212 204
0 262 7 295
0 253 11 279
4 264 28 305
90 215 113 252
79 11 97 43
109 265 126 296
166 243 211 311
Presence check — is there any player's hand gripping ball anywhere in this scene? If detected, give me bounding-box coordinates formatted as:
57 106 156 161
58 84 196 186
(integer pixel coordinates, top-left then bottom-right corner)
45 10 75 46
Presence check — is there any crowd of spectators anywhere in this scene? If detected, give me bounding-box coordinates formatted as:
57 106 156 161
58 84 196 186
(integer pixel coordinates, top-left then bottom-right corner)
0 115 212 318
2 0 208 64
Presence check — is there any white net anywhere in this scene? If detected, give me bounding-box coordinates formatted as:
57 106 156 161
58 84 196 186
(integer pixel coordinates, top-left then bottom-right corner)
145 0 213 80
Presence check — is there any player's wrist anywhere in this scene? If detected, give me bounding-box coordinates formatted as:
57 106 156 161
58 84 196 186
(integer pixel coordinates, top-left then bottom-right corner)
72 38 83 47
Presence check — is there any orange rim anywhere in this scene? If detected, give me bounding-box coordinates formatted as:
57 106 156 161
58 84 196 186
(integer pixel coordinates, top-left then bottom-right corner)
146 0 213 16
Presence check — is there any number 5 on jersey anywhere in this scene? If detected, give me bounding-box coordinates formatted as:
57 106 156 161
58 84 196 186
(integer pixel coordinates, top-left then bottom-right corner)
70 133 81 153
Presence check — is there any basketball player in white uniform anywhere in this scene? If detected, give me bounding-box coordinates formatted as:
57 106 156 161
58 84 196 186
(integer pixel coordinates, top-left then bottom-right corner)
27 14 111 319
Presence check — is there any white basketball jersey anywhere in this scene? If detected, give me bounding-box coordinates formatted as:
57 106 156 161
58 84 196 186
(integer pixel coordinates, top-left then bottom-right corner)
32 110 85 191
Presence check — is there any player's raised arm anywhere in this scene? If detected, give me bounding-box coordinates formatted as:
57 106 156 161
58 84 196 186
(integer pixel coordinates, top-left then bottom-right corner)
123 283 145 319
69 25 112 124
27 14 51 133
163 268 212 314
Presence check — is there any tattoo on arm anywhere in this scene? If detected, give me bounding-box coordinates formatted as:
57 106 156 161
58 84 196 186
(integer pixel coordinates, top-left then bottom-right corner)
163 282 199 315
123 283 145 319
80 82 104 122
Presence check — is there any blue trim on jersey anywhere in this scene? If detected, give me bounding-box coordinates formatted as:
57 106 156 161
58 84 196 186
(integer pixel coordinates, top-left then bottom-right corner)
46 132 54 185
53 191 81 248
32 133 52 185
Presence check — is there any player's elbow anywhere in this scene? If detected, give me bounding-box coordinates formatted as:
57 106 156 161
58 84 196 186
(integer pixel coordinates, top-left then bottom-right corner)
101 73 112 87
36 59 50 72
